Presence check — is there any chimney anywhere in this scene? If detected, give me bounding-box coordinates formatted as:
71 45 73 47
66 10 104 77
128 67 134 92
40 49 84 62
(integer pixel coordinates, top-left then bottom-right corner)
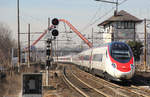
114 10 117 16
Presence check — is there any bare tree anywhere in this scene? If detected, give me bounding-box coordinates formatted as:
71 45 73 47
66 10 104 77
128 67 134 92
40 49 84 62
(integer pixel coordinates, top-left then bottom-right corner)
0 22 16 67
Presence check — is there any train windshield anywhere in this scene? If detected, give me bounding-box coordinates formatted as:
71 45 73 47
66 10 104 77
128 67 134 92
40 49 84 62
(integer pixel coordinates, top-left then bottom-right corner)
110 42 132 63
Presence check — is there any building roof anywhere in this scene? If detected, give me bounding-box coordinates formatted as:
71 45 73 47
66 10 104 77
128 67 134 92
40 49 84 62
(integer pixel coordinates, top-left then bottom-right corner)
98 10 142 26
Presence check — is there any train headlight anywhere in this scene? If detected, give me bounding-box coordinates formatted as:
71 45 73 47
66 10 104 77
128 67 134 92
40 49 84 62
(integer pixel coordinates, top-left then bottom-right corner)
130 64 134 69
112 63 117 68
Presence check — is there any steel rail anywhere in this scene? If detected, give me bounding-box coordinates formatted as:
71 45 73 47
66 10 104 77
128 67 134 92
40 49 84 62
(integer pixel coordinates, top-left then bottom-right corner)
69 67 110 97
62 67 90 97
72 70 129 97
72 65 150 97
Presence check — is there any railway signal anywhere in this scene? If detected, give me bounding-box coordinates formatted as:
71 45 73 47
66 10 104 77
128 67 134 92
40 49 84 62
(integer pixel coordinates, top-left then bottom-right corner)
46 48 51 56
46 38 51 56
46 60 51 66
46 18 60 68
51 18 59 37
45 18 60 86
52 18 59 25
46 38 52 67
51 29 59 36
45 38 52 86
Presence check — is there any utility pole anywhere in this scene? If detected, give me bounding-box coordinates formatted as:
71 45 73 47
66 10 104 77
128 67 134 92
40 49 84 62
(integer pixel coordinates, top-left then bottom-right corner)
17 0 21 72
28 24 30 68
144 18 147 71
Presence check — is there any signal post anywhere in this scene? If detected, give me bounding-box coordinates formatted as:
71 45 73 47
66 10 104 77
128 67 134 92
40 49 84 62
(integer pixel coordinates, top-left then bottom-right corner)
45 18 59 86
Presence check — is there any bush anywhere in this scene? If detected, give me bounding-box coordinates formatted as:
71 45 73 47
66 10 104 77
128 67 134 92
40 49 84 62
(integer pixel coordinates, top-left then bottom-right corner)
127 41 143 61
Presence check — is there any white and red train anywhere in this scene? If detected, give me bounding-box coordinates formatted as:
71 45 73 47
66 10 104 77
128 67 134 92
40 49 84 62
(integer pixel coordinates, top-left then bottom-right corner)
55 42 135 81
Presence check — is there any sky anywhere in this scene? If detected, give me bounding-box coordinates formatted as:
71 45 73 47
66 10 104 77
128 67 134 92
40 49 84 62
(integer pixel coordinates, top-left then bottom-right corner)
0 0 150 48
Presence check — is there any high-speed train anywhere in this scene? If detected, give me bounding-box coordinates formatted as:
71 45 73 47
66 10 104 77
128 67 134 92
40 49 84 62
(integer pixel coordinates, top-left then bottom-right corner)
55 42 135 81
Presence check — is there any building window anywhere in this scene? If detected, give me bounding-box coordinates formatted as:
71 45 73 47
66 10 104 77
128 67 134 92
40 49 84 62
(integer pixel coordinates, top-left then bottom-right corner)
117 22 122 29
117 21 135 29
125 21 135 29
124 22 128 29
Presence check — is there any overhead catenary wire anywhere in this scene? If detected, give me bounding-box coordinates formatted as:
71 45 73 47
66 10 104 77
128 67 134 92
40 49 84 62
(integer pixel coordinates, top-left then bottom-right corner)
118 0 128 5
21 12 46 25
82 7 115 31
81 3 102 31
81 0 128 32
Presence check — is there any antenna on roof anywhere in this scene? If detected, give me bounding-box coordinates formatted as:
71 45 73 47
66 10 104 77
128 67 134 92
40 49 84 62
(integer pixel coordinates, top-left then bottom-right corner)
95 0 119 16
116 0 119 14
114 10 118 16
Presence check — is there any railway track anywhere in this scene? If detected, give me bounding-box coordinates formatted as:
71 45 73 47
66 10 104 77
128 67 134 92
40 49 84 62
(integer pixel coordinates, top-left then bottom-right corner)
71 65 150 97
62 66 111 97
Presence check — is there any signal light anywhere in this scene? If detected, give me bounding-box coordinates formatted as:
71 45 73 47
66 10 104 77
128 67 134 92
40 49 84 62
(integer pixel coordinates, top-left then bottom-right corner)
52 18 59 25
46 49 51 56
51 29 59 36
46 38 51 44
46 60 51 66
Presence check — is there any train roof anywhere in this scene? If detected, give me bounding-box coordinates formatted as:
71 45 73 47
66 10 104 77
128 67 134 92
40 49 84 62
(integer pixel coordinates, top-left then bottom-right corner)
96 41 127 48
80 42 128 53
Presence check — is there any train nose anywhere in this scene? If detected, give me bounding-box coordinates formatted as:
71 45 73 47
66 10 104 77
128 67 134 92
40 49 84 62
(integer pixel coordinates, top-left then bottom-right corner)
117 65 131 72
115 67 135 79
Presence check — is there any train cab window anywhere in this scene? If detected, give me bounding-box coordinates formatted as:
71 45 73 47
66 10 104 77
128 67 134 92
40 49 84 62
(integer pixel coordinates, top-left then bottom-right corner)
93 54 103 62
110 42 132 63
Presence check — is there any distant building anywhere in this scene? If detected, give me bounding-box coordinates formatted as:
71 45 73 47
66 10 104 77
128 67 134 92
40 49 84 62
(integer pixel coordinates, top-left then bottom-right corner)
98 10 142 43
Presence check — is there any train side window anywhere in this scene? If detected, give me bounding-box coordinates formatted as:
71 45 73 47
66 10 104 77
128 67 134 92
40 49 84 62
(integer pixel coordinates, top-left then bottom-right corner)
80 56 83 60
83 55 90 60
93 54 102 62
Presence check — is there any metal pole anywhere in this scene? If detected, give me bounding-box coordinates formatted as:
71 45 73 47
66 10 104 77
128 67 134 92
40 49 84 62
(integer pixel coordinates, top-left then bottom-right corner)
90 28 94 70
48 18 52 57
46 18 50 86
51 40 53 58
57 38 58 61
54 38 56 57
46 66 48 86
134 23 136 41
17 0 21 72
28 24 30 68
48 18 50 28
116 0 118 13
144 18 147 71
92 28 94 46
111 28 114 42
